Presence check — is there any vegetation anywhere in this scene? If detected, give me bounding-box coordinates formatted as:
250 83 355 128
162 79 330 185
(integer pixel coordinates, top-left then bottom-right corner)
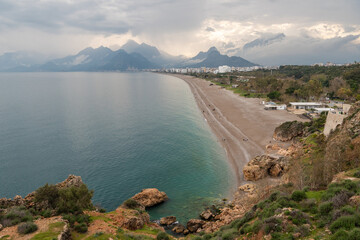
190 64 360 103
17 222 38 234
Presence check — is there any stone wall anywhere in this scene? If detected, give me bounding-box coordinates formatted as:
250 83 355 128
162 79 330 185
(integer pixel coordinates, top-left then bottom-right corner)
323 111 346 137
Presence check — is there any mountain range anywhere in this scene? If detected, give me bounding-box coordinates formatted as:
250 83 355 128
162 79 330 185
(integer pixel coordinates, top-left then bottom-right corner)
0 41 258 72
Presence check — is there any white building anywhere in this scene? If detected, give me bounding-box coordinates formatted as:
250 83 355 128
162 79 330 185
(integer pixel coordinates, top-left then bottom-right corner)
289 102 323 110
218 65 232 73
264 102 287 110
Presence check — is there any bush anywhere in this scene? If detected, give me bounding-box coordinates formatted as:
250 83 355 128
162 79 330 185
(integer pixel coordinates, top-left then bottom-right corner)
57 184 94 214
222 229 238 240
353 171 360 178
17 222 38 234
291 190 307 202
123 198 141 209
156 232 170 240
331 190 352 208
349 228 360 240
330 215 360 233
263 217 282 234
330 229 349 240
74 223 88 233
34 184 60 209
319 202 333 215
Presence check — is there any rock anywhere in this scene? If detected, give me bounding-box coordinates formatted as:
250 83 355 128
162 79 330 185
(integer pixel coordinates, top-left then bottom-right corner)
186 219 205 233
122 217 146 230
160 216 176 225
132 188 168 207
349 196 360 207
200 209 214 220
243 155 289 181
56 175 84 188
273 121 304 142
13 195 24 206
183 229 189 235
269 164 282 177
0 224 3 231
172 224 186 234
238 184 256 194
58 221 71 240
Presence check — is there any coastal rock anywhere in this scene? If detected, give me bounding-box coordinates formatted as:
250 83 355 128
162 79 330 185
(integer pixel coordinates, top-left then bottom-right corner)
160 216 177 225
122 217 147 230
56 175 84 188
349 196 360 207
186 219 205 232
13 195 24 206
200 209 214 220
243 155 289 181
131 188 168 207
273 121 304 142
172 224 186 234
110 207 150 231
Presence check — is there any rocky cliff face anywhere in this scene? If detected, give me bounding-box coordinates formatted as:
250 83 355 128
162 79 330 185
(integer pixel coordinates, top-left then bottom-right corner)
323 101 360 183
273 121 305 141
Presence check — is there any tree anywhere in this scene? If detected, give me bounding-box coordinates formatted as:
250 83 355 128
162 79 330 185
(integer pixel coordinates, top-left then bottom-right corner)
337 88 352 100
267 91 281 100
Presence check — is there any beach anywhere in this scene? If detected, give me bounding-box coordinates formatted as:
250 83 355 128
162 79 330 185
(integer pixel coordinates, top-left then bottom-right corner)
171 74 302 185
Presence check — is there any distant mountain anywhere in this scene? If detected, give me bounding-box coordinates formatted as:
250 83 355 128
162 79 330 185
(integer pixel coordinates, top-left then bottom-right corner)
0 51 48 71
185 47 257 68
120 40 185 67
36 46 158 71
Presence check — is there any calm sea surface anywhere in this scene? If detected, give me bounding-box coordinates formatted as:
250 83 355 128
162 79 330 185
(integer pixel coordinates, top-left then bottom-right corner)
0 72 235 223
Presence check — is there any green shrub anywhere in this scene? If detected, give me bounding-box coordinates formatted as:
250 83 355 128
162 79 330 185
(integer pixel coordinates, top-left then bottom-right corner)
57 184 93 214
330 215 360 233
330 229 349 240
17 222 38 234
349 228 360 240
40 209 52 218
123 198 141 209
156 232 170 240
34 184 60 209
263 217 282 234
202 234 212 240
291 190 307 202
74 223 88 233
353 171 360 178
222 229 238 240
319 202 333 215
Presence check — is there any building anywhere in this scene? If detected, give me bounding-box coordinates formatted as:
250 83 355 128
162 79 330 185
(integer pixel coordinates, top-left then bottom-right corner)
289 102 323 110
218 65 232 73
264 102 287 110
313 108 334 114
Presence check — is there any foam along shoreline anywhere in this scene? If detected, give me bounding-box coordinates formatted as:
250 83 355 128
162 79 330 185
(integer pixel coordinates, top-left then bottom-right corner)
169 74 302 185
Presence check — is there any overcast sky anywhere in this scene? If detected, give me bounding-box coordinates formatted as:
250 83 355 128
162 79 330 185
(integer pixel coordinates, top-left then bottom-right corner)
0 0 359 65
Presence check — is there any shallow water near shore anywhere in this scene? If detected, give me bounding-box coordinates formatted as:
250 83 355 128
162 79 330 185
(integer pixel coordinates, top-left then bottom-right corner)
0 72 235 223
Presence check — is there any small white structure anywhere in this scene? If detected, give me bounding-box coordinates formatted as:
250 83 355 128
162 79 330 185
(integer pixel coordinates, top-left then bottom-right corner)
218 65 232 73
264 102 287 110
289 102 323 110
232 84 239 88
314 108 334 114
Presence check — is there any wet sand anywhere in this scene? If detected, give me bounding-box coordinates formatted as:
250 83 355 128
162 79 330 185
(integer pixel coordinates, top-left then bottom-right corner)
169 74 302 185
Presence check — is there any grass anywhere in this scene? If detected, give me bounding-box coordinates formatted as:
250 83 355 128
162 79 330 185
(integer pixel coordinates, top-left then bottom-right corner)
306 190 325 201
134 224 161 235
89 215 111 223
30 222 65 240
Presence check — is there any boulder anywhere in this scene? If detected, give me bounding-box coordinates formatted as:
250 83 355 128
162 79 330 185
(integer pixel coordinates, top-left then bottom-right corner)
349 196 360 207
172 224 186 234
160 216 177 225
186 219 205 233
273 121 304 142
13 195 24 206
200 209 214 220
243 155 289 181
0 224 3 231
122 217 147 230
132 188 168 207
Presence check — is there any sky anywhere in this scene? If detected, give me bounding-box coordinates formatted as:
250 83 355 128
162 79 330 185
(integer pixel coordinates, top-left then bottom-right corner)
0 0 359 65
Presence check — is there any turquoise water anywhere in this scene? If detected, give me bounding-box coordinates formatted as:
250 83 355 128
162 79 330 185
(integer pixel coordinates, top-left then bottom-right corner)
0 72 235 223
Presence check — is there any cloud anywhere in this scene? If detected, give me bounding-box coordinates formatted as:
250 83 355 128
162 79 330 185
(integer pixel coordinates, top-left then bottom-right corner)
0 0 359 64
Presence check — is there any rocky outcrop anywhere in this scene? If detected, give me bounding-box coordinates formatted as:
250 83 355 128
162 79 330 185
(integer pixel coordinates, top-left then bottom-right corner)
131 188 168 208
172 224 186 234
273 121 304 141
243 155 289 181
200 209 214 220
109 207 150 231
160 216 176 226
56 175 84 188
186 219 206 232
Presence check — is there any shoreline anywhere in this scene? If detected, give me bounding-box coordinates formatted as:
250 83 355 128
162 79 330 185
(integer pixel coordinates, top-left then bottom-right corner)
167 74 302 186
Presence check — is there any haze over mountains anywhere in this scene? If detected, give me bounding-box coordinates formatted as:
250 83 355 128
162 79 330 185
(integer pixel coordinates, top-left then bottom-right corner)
0 40 257 72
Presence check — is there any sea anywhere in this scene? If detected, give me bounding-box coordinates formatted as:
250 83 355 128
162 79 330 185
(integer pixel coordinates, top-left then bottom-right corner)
0 72 235 223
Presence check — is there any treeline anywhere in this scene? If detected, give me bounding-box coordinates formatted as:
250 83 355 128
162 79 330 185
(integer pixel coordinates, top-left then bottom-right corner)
191 64 360 103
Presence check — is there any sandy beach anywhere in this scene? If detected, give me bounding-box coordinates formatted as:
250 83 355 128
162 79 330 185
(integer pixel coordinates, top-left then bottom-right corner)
170 74 302 185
